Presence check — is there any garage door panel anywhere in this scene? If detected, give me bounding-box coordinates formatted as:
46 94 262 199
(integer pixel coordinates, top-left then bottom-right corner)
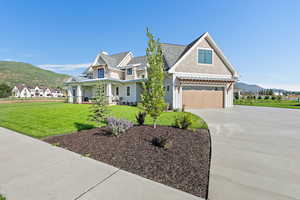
182 89 224 109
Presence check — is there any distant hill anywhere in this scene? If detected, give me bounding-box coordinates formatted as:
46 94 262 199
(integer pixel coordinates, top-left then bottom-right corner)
0 61 70 87
235 82 264 93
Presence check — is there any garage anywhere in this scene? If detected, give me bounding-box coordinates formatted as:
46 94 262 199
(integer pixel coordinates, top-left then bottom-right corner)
182 86 224 109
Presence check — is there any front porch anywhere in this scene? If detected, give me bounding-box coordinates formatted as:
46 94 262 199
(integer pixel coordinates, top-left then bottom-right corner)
67 81 140 105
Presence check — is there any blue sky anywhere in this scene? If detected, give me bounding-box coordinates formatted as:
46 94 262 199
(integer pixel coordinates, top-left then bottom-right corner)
1 0 300 90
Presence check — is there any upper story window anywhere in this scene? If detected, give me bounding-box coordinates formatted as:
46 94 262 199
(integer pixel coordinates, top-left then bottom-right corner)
127 68 133 75
197 49 213 64
98 68 105 78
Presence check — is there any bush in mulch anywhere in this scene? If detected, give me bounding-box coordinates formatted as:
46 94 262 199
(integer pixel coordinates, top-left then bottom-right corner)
44 125 211 198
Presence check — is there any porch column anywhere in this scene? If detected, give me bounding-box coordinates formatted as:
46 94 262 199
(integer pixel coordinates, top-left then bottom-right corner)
67 86 73 103
179 86 183 109
77 85 82 104
106 83 112 104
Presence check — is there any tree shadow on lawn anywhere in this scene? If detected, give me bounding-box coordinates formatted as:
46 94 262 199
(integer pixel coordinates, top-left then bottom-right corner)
74 122 96 131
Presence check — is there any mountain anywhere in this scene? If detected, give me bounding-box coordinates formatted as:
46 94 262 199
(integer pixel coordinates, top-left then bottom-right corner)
235 82 264 93
0 61 70 87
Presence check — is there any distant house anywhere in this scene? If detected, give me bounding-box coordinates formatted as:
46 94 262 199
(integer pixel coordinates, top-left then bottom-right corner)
11 84 64 98
12 84 31 98
51 89 64 97
273 91 283 96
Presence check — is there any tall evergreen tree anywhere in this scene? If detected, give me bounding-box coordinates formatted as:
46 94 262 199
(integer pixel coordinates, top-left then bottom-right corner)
141 29 166 128
89 82 108 126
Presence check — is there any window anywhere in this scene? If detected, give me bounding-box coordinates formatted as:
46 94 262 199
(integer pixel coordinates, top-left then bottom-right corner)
141 75 145 79
98 68 105 78
127 86 130 96
127 68 133 75
116 87 119 96
198 49 212 64
167 85 170 92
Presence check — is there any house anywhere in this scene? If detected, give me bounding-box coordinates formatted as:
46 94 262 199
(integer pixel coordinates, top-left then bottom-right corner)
12 84 31 98
273 91 283 96
65 32 239 109
11 85 64 98
51 89 64 97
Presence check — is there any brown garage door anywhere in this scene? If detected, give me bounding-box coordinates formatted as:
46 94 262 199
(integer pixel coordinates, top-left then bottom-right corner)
182 86 224 109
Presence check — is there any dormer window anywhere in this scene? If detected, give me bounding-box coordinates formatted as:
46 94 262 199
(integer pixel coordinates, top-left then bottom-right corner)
98 68 104 78
197 48 213 64
127 68 133 75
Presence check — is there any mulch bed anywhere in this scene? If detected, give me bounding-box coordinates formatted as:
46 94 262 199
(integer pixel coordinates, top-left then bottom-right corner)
44 125 211 198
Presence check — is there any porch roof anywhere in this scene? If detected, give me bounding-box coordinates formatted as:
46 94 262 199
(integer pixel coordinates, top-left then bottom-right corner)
65 77 145 85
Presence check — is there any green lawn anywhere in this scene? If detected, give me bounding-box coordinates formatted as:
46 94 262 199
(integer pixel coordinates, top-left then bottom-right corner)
0 102 207 138
234 99 300 109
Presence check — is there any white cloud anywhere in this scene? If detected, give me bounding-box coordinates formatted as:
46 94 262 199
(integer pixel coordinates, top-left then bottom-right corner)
38 63 90 71
2 58 13 61
259 83 300 92
38 63 91 76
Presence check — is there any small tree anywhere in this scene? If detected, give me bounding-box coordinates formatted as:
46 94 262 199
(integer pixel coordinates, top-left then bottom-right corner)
0 83 12 98
141 29 166 128
89 82 108 126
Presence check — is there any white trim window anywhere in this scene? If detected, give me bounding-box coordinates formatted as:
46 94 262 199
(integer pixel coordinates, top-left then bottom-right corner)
197 48 213 65
127 68 133 75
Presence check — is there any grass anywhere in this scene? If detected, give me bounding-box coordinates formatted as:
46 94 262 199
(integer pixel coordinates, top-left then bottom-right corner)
0 102 207 138
234 99 300 109
0 97 66 101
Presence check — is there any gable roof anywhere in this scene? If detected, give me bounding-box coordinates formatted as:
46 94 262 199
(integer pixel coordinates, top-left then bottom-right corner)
91 51 130 69
127 55 147 68
111 51 130 66
81 32 238 78
160 43 186 70
167 32 238 77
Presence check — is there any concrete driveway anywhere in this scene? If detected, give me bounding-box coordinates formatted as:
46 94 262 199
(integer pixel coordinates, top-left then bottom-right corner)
190 106 300 200
0 127 202 200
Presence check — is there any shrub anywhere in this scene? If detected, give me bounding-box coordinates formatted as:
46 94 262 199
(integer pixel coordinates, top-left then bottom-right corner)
271 96 276 100
264 96 270 100
151 136 172 150
258 96 262 99
136 111 147 125
0 194 6 200
173 108 180 112
107 117 133 136
174 114 193 129
137 102 144 110
277 96 282 101
165 103 170 111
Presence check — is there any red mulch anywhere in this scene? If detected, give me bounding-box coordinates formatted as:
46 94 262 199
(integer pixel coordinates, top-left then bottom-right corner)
44 125 211 198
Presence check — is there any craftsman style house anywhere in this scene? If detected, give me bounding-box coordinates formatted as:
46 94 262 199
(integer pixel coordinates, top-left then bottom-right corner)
65 32 238 109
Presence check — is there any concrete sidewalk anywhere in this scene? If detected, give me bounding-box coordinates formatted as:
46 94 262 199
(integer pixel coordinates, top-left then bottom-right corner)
0 127 203 200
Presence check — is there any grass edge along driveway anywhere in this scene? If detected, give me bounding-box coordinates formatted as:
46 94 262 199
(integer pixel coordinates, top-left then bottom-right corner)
234 99 300 109
0 102 207 138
